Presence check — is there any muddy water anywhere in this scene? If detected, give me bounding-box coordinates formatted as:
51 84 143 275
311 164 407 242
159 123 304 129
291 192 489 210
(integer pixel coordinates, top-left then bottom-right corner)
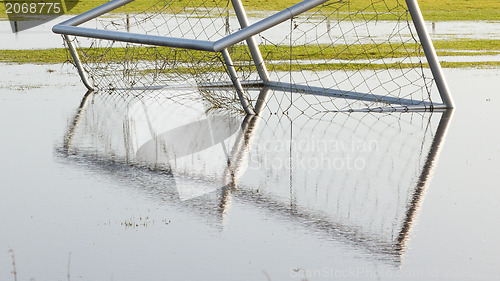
0 63 499 280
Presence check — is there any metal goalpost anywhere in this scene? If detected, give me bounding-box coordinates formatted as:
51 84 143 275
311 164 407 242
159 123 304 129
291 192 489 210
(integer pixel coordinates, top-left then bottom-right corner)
53 0 454 114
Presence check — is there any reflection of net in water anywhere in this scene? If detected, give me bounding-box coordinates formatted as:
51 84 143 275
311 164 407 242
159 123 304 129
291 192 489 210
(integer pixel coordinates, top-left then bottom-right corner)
238 109 447 259
60 0 452 112
61 87 451 264
63 87 244 199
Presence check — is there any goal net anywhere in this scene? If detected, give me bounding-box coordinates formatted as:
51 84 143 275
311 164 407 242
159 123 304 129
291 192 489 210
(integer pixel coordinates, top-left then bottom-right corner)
57 0 451 113
60 87 451 263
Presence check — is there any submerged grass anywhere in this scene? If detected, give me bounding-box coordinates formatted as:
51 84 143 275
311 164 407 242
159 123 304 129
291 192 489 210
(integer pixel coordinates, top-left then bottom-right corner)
121 60 500 76
1 39 499 68
0 48 70 64
0 0 499 21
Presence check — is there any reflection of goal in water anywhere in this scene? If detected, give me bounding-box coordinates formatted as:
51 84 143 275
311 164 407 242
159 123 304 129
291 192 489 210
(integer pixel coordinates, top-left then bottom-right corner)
55 0 455 263
60 87 452 264
53 0 454 113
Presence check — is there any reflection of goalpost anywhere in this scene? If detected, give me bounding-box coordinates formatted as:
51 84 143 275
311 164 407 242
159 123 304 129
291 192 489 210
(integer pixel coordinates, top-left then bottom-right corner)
53 0 454 113
60 87 452 263
55 0 456 263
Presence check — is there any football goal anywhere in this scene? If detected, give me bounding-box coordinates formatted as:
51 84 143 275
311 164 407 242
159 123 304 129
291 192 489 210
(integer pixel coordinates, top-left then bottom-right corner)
53 0 454 113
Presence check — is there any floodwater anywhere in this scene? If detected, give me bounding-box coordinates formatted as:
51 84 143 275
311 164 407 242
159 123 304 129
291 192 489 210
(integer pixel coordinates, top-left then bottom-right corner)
0 63 499 280
1 14 500 49
1 12 500 281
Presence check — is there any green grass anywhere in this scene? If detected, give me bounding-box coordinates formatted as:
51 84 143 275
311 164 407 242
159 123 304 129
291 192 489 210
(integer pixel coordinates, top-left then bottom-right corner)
1 39 499 65
1 0 498 69
0 48 69 63
117 60 500 76
435 39 500 52
0 0 499 21
440 61 500 69
130 60 500 75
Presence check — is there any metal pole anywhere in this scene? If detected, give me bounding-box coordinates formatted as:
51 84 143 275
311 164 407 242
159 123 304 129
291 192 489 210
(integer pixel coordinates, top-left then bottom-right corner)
253 87 270 115
55 26 215 52
406 0 454 108
221 48 255 115
230 0 269 83
219 113 261 218
397 109 453 250
214 0 329 51
63 90 93 153
63 35 94 90
54 0 328 54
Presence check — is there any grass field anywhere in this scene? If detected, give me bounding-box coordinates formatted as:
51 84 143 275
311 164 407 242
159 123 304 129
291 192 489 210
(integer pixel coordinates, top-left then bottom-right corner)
1 39 499 66
1 0 499 67
0 0 499 21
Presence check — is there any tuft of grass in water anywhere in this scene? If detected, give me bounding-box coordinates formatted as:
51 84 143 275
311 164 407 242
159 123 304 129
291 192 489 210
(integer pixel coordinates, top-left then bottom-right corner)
8 249 17 281
440 61 500 69
0 48 70 63
148 61 500 74
434 39 500 52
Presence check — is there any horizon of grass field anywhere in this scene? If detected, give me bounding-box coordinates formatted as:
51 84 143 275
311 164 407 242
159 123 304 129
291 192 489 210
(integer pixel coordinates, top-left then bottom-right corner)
1 1 498 67
0 0 499 21
1 39 499 68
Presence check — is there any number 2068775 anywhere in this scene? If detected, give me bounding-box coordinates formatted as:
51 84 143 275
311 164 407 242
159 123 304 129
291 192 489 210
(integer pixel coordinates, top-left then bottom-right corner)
5 1 63 15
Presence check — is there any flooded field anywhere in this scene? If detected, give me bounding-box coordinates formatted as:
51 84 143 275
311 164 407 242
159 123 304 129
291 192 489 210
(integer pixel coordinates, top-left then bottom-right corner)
1 6 500 280
2 15 500 49
0 62 499 280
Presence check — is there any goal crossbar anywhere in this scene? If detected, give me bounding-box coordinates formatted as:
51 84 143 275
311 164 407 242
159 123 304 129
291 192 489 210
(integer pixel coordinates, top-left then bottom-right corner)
54 0 329 52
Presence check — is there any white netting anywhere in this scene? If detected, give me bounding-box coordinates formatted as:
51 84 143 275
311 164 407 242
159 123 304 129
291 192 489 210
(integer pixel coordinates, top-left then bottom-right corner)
66 0 441 112
60 88 449 262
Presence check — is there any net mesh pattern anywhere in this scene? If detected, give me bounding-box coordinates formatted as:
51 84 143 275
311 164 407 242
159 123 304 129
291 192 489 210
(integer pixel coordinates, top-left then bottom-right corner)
62 87 445 261
66 0 440 113
236 108 442 259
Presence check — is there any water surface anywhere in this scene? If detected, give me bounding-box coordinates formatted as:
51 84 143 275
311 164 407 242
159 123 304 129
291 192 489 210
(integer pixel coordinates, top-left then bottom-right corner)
0 63 499 280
